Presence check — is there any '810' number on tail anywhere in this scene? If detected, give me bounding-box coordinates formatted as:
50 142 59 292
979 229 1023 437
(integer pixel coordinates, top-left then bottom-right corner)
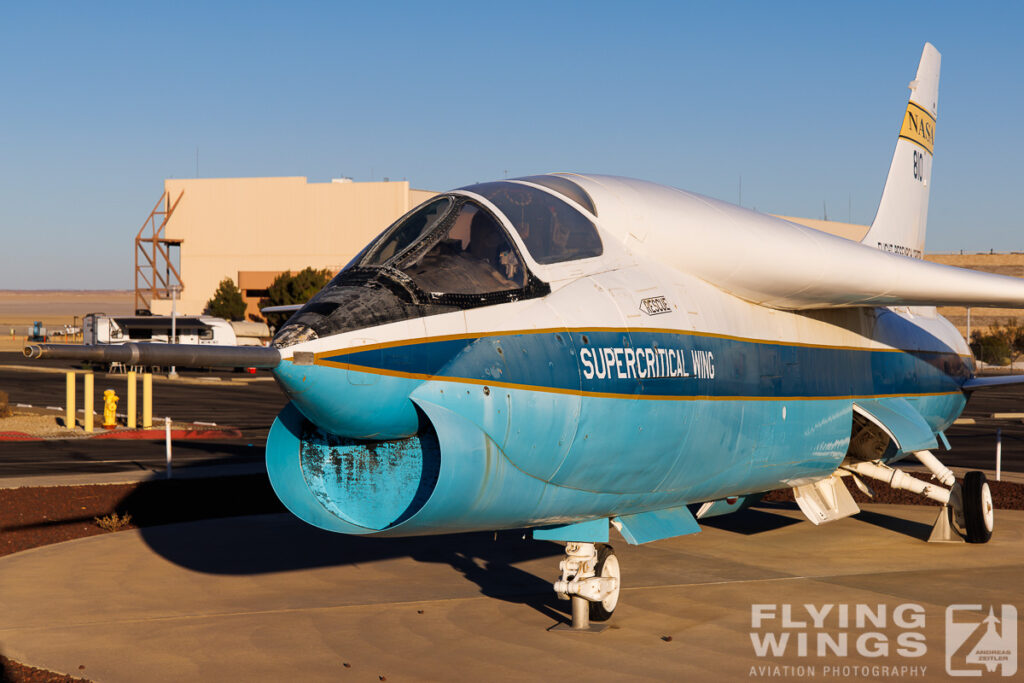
912 149 927 182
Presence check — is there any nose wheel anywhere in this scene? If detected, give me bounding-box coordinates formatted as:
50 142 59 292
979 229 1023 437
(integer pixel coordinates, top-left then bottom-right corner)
551 542 621 632
589 544 621 621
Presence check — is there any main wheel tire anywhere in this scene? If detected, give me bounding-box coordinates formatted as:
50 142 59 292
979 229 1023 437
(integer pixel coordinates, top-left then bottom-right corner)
589 543 620 622
962 471 994 543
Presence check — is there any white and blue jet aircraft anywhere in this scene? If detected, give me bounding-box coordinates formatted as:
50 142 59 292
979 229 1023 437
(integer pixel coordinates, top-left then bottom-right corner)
28 43 1024 628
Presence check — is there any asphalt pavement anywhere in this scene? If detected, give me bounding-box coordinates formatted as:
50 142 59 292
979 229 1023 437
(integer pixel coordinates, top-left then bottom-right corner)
0 353 287 477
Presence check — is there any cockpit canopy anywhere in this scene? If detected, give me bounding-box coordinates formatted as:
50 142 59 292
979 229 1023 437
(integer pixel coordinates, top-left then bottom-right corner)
459 180 603 265
359 179 603 296
273 177 604 346
361 196 526 295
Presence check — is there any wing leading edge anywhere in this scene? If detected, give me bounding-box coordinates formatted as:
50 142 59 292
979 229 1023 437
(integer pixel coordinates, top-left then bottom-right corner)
569 174 1024 311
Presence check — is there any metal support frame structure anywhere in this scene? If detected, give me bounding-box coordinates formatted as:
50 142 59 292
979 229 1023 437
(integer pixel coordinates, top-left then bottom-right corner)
134 190 185 314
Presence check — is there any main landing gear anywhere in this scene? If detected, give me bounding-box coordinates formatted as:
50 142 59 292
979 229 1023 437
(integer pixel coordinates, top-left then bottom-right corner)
551 542 621 631
844 450 994 543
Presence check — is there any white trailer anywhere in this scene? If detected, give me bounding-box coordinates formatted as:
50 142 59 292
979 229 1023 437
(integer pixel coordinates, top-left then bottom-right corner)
83 313 240 346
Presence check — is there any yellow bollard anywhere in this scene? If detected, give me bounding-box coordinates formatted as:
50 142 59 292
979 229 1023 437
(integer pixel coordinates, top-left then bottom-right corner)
127 371 137 429
84 372 94 433
142 373 153 429
65 371 76 429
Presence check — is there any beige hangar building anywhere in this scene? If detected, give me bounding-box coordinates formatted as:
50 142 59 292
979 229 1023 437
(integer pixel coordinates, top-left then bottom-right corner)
136 176 1022 337
139 177 435 320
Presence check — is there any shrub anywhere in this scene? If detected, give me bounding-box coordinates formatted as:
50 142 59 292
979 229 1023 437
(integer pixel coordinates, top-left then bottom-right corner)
970 319 1024 366
205 277 247 320
94 512 133 532
259 267 332 327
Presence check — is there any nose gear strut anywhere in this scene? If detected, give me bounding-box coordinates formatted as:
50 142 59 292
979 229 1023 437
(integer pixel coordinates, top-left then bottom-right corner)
550 542 620 632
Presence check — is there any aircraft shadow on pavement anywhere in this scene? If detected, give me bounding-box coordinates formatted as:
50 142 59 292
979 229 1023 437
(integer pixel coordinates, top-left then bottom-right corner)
851 508 934 541
138 516 573 622
697 502 804 535
702 502 936 542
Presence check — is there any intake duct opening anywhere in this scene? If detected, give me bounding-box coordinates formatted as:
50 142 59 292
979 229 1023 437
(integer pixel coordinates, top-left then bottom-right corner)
297 411 441 530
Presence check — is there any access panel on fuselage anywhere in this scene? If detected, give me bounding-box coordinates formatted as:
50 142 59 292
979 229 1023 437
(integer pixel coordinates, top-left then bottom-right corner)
545 270 699 493
409 298 583 484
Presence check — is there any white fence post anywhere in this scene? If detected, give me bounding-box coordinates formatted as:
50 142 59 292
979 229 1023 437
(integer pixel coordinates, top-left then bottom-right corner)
165 417 173 479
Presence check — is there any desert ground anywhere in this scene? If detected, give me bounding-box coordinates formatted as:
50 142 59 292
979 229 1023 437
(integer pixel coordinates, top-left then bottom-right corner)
0 291 134 351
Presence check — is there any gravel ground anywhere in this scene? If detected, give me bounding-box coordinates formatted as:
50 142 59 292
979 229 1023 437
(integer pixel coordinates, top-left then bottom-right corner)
0 412 67 436
0 407 229 439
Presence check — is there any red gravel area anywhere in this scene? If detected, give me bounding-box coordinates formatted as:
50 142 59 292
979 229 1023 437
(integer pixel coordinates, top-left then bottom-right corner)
0 659 89 683
762 470 1024 509
0 428 244 443
0 475 285 559
0 433 36 441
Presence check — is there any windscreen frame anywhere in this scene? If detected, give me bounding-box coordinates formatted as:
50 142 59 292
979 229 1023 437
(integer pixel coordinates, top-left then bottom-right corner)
336 194 550 309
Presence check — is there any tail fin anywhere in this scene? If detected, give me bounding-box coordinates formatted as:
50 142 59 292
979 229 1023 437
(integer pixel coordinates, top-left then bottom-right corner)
861 43 941 258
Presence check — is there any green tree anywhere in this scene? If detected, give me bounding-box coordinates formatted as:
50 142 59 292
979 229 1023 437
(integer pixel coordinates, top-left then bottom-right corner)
204 277 247 320
260 267 332 327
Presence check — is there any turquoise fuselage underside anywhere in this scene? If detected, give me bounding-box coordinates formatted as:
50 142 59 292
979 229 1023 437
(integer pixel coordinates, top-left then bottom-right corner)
267 325 970 537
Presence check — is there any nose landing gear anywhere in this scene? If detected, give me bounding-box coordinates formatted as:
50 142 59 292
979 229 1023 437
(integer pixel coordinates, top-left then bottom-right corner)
550 542 621 632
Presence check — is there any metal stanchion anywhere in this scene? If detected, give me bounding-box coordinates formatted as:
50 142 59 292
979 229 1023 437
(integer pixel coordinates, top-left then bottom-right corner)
165 417 173 479
996 429 1002 482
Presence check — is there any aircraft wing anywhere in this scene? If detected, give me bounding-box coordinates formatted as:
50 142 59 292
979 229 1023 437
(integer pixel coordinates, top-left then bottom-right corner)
260 304 304 314
961 375 1024 391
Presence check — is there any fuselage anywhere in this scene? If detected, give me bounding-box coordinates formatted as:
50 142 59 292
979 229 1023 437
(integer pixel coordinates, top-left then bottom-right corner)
265 175 973 538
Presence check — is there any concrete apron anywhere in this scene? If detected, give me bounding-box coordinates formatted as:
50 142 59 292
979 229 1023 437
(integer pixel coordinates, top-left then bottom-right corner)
0 504 1021 682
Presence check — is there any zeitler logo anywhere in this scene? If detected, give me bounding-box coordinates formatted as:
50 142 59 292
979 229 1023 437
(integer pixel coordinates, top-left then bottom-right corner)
946 605 1017 677
748 603 1019 678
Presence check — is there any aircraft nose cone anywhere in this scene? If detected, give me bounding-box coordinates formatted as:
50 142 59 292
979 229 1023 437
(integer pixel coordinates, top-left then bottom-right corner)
273 353 421 440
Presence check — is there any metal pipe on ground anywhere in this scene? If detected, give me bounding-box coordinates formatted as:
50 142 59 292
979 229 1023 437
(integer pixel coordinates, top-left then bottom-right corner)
24 343 282 368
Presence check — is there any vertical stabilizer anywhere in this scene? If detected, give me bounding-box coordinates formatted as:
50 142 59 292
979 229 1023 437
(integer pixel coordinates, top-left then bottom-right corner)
862 43 940 258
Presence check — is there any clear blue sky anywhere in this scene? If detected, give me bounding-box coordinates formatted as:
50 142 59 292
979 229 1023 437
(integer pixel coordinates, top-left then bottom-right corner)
1 1 1021 289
